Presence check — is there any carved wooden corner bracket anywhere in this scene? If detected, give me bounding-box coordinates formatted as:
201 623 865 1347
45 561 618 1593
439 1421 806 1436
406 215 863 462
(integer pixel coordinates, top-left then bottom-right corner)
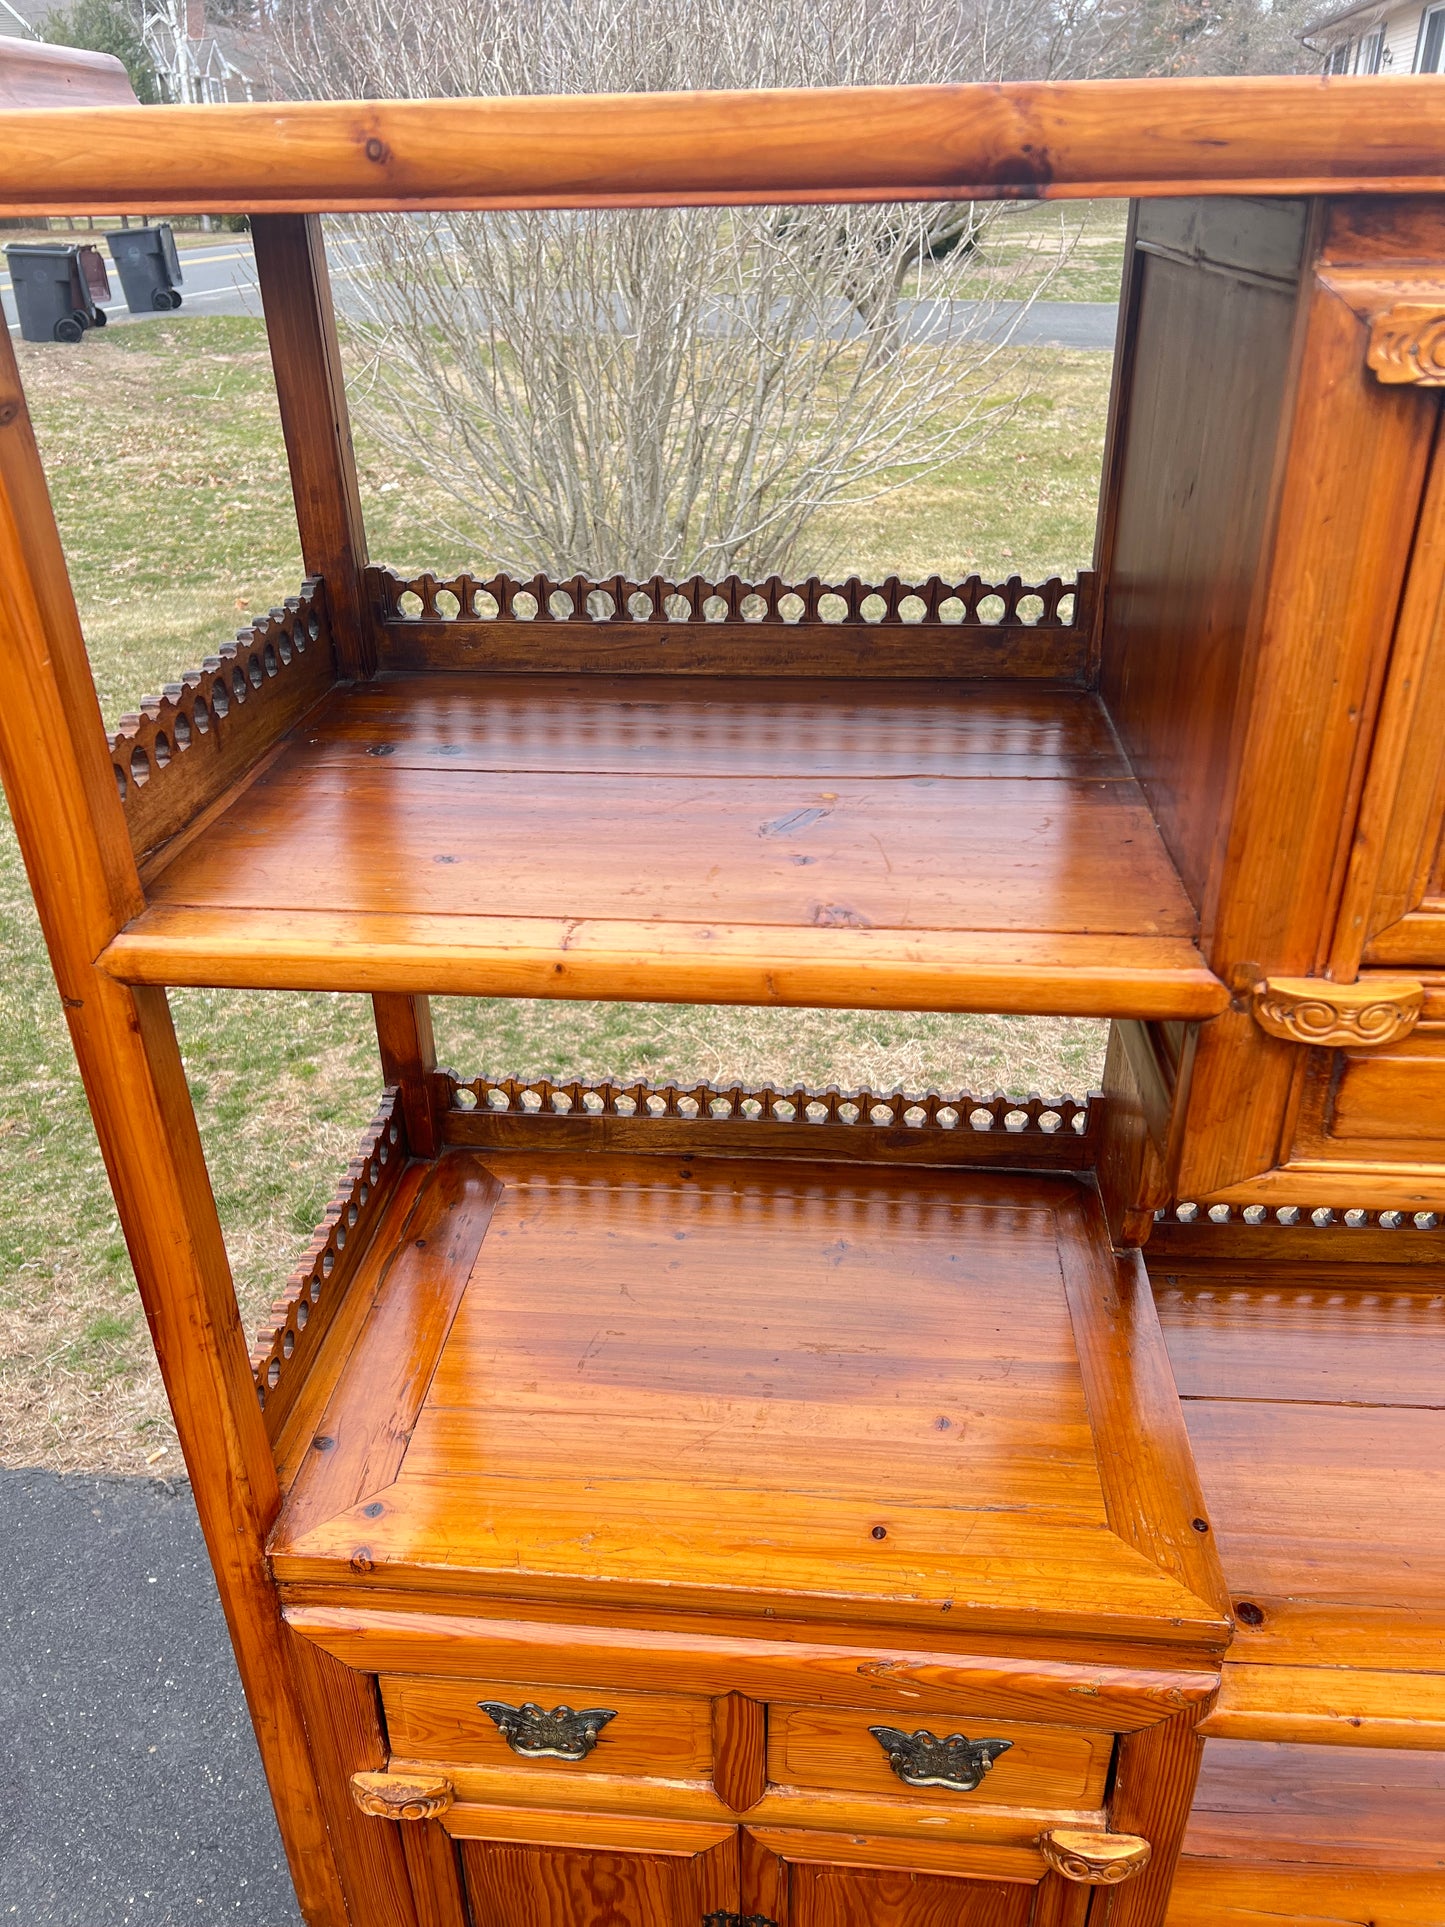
1367 305 1445 385
349 1771 454 1821
1038 1828 1151 1885
1250 975 1423 1049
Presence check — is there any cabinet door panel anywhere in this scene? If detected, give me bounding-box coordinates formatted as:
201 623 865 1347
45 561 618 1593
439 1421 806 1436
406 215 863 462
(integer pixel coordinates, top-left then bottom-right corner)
781 1863 1036 1926
460 1835 735 1926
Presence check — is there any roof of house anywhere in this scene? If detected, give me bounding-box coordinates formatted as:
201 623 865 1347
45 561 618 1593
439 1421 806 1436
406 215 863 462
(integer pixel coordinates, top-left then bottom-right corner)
1302 0 1396 37
0 0 49 39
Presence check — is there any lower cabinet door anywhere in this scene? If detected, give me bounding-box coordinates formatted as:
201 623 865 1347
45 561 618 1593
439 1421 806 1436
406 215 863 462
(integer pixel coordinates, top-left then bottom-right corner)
459 1836 738 1926
759 1863 1042 1926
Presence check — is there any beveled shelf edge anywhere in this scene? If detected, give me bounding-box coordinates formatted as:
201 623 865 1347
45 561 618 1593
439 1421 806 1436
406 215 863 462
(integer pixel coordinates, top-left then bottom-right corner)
284 1601 1222 1732
1202 1661 1445 1750
98 909 1230 1022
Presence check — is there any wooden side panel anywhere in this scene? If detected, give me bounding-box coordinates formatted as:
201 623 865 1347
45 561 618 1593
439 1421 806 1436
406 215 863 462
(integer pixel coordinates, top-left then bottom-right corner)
1099 204 1304 917
460 1833 737 1925
1334 364 1445 974
277 1152 503 1541
1172 241 1442 1195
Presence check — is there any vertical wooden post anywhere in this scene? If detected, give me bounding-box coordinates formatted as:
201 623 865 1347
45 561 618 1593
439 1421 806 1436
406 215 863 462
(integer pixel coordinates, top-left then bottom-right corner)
1102 1712 1207 1927
0 300 348 1927
250 212 374 679
249 214 442 1139
373 991 447 1159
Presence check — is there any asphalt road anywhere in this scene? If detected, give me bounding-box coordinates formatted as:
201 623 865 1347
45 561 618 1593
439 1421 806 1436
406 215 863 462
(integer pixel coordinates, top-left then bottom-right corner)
2 236 1119 348
0 1467 303 1927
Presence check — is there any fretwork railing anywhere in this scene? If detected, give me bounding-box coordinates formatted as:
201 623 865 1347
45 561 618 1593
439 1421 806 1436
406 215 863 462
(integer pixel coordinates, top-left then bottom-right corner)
370 565 1096 679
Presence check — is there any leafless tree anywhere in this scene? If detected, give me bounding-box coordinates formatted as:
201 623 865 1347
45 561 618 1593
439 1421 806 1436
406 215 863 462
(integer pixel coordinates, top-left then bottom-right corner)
266 0 1115 580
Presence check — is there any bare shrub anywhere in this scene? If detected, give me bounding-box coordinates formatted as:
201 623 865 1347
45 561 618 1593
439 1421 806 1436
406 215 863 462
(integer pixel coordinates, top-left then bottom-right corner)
270 0 1090 579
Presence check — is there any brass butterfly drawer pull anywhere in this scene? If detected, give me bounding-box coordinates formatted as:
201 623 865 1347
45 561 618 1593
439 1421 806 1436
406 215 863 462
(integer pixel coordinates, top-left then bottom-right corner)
478 1698 618 1760
868 1724 1012 1791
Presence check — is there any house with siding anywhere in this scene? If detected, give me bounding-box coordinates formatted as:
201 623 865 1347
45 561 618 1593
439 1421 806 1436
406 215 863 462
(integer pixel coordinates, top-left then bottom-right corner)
1305 1 1445 72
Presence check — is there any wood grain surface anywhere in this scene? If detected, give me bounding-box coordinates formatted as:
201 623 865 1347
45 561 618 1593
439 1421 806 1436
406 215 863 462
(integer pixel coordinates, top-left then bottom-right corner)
8 79 1445 217
712 1691 767 1814
1098 220 1300 916
276 1153 502 1541
0 36 136 107
1183 1740 1445 1871
1203 1663 1445 1750
252 213 374 680
460 1834 737 1925
773 1861 1037 1926
1155 1269 1445 1742
112 673 1225 1017
392 1762 731 1828
382 1673 714 1781
272 1151 1224 1648
1171 254 1440 1196
143 694 1193 934
286 1602 1219 1732
101 904 1227 1018
766 1701 1110 1810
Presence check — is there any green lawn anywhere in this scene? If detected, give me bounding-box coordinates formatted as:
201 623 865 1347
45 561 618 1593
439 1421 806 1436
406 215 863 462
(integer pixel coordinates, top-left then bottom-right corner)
0 312 1115 1473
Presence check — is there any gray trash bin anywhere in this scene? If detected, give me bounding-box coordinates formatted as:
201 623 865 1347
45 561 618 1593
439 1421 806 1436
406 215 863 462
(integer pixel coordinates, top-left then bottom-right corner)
105 223 184 313
5 242 108 343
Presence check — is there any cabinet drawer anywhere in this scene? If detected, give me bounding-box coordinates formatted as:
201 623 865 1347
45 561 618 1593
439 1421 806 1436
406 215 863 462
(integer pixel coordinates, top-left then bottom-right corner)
382 1674 713 1781
768 1702 1111 1812
1321 1037 1445 1143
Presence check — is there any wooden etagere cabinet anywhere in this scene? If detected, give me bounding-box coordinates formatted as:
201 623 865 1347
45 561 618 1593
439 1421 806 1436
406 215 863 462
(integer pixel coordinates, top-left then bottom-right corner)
2 49 1443 1927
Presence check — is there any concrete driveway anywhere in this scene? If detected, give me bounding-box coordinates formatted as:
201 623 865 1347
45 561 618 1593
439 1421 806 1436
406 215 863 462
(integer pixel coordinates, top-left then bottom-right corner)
0 1466 302 1926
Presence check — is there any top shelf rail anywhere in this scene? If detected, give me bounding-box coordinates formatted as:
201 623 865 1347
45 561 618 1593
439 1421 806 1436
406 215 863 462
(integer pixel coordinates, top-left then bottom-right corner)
4 78 1445 217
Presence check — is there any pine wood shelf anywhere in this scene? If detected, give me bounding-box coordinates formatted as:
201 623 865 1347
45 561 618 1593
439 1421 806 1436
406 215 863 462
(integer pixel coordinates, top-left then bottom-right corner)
1156 1269 1445 1743
268 1142 1228 1653
99 672 1227 1019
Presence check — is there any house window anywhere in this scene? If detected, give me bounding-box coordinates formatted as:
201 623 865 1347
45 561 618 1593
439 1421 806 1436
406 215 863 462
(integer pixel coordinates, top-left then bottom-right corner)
1326 38 1354 71
1357 25 1385 70
1417 4 1445 70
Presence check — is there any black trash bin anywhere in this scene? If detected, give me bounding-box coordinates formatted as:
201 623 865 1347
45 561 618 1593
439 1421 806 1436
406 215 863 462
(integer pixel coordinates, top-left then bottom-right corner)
4 242 109 343
105 223 184 314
